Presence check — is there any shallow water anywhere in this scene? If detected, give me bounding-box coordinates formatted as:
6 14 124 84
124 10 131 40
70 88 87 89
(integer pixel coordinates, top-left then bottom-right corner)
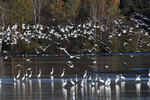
0 76 150 100
0 54 150 100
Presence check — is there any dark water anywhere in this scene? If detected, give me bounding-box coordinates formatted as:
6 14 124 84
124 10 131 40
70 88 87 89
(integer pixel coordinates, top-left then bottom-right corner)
0 54 150 100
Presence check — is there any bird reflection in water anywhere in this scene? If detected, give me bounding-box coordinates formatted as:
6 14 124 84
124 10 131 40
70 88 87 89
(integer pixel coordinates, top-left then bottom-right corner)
51 79 54 95
38 79 42 100
62 86 67 100
17 79 21 100
0 79 2 100
115 84 120 100
22 82 25 100
29 79 33 100
136 82 141 99
105 85 111 100
70 86 75 100
121 81 126 96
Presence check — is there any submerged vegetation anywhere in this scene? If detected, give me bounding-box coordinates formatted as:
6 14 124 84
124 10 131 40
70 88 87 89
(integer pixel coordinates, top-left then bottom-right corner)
0 0 150 54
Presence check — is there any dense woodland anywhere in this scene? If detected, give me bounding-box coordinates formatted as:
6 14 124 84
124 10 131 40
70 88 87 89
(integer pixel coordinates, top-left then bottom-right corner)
0 0 150 54
0 0 149 25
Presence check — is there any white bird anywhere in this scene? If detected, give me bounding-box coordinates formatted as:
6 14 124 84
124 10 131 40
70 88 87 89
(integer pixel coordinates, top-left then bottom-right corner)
88 76 92 81
14 76 16 82
99 76 105 83
70 79 75 85
29 71 32 78
38 70 41 78
120 74 126 80
63 79 67 87
35 48 40 54
95 75 98 81
148 70 150 77
67 61 74 68
50 67 54 75
91 80 95 86
135 75 141 82
105 65 109 68
105 77 111 86
80 79 84 87
75 74 78 83
25 70 28 77
58 47 80 59
16 70 21 79
22 74 25 81
36 44 50 52
61 68 65 77
83 70 87 78
115 75 120 84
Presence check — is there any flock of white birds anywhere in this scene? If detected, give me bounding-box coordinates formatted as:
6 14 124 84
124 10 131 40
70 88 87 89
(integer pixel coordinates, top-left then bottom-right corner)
0 15 150 92
0 16 149 55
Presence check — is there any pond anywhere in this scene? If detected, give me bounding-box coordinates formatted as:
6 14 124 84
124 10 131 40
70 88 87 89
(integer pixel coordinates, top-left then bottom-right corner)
0 54 150 100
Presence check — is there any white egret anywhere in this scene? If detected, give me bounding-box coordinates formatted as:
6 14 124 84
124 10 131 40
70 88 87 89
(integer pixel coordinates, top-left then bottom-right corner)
70 79 75 86
115 75 120 84
83 70 87 78
75 74 78 83
38 70 42 78
61 68 65 77
63 79 67 87
135 75 141 82
16 70 21 79
99 76 105 83
67 61 74 68
25 70 28 78
105 77 111 86
50 67 54 76
148 70 150 77
22 74 25 81
29 71 32 78
120 74 126 80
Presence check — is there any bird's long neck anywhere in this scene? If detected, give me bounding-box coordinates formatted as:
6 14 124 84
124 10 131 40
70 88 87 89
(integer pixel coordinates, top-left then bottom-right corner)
52 68 54 73
30 71 32 75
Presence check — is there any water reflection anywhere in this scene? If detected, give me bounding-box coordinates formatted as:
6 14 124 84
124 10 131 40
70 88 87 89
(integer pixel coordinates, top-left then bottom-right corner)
0 55 150 100
0 77 150 100
29 79 32 100
0 79 2 100
136 82 141 99
38 79 41 100
115 84 120 100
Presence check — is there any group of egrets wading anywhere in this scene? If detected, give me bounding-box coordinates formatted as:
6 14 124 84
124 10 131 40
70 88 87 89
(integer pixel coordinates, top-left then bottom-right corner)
13 67 150 88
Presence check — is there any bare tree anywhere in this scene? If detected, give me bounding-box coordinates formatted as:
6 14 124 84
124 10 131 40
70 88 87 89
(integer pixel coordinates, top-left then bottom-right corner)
30 0 47 24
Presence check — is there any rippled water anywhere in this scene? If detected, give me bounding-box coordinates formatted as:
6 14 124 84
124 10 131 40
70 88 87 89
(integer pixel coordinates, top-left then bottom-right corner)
1 76 150 100
0 54 150 100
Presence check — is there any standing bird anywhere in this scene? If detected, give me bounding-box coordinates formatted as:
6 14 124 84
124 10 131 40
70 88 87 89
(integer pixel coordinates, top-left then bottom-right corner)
75 74 78 83
120 74 126 80
70 79 75 86
135 75 141 82
16 70 21 79
83 70 87 78
22 74 26 81
63 79 67 87
105 77 111 86
148 70 150 77
50 67 54 76
25 70 28 78
29 71 32 79
115 75 120 84
61 68 65 78
99 76 105 83
38 70 42 78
